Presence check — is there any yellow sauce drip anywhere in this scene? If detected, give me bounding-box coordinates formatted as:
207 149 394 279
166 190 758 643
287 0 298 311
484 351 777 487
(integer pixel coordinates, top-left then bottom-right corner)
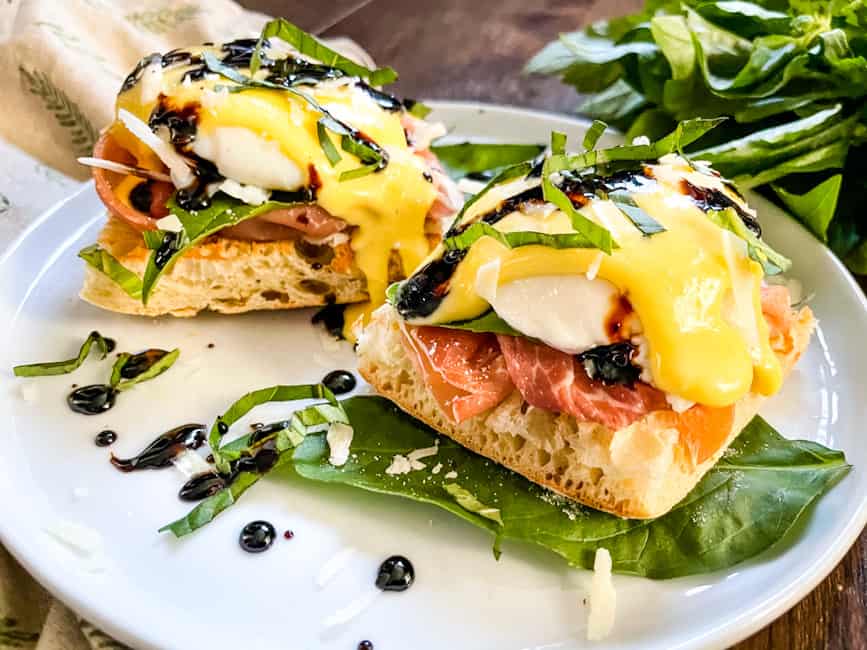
414 160 782 407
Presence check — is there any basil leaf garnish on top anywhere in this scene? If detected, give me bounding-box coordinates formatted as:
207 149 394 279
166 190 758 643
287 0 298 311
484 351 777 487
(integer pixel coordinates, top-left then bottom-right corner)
202 52 388 175
707 207 791 274
542 160 617 253
547 118 725 176
550 130 567 155
250 18 398 86
447 159 536 232
583 119 608 151
141 194 308 304
316 120 341 166
444 222 595 252
13 330 113 377
207 383 344 473
607 189 666 236
78 244 143 299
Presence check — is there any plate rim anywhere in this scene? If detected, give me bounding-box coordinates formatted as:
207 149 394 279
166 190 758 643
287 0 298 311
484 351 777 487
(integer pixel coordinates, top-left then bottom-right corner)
1 99 866 650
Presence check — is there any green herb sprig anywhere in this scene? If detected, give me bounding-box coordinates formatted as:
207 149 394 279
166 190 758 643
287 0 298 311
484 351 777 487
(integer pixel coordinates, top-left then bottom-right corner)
527 0 867 272
13 331 112 377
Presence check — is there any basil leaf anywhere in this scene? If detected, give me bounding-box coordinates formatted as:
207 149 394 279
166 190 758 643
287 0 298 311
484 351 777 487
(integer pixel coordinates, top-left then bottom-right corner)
404 100 432 118
547 118 725 176
141 230 166 250
109 353 131 387
527 1 867 273
289 398 849 578
78 244 143 299
444 222 595 252
339 162 381 182
208 384 344 473
430 142 546 180
448 160 535 231
141 194 307 303
608 189 666 235
250 18 398 86
550 130 567 155
707 207 791 274
13 330 111 377
317 120 341 166
158 394 849 578
159 469 267 537
772 174 842 242
582 120 608 150
113 349 180 391
438 310 523 336
443 483 503 525
542 153 616 253
385 281 401 305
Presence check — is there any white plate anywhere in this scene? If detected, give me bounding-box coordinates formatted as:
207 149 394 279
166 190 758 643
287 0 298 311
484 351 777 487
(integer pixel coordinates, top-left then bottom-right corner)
1 102 866 650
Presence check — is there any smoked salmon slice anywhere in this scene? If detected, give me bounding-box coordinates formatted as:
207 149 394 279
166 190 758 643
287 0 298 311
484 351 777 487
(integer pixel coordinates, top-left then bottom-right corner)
401 325 514 422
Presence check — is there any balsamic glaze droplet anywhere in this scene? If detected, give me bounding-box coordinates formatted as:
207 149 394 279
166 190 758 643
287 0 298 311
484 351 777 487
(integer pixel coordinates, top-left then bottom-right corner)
179 472 226 501
322 370 356 395
119 349 169 379
239 521 276 553
95 430 118 447
358 641 374 650
103 337 117 354
375 555 415 592
283 530 294 540
110 423 206 472
217 420 229 436
129 181 153 213
68 384 117 415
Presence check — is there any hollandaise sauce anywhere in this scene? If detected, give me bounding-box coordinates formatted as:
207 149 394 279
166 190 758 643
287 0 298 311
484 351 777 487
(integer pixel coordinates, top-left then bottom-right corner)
396 156 783 409
112 39 439 338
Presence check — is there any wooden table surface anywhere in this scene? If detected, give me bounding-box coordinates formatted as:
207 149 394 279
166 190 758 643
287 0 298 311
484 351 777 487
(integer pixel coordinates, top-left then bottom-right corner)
243 1 866 647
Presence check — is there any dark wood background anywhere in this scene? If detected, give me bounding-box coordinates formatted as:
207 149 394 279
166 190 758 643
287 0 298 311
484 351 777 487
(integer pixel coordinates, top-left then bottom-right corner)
242 1 866 647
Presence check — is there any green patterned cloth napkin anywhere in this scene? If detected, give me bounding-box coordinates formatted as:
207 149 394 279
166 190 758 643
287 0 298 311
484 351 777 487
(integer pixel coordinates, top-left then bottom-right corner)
0 2 369 648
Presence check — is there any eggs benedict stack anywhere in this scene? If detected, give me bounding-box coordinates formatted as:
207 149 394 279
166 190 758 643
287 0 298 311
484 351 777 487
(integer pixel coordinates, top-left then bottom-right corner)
358 121 814 518
79 19 460 338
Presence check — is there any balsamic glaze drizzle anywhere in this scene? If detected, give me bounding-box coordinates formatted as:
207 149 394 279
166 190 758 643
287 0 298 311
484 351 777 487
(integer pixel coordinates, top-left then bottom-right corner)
375 555 415 592
239 520 276 553
95 430 118 447
110 423 206 472
322 370 356 395
118 349 170 380
68 385 117 415
577 342 641 386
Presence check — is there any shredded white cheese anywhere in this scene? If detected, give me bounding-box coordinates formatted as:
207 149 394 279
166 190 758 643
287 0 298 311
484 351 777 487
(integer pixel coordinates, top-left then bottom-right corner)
585 251 604 281
431 463 443 475
327 422 354 467
630 135 650 146
444 470 458 480
155 214 184 233
117 109 195 188
218 179 270 206
384 454 413 475
457 177 487 195
408 443 439 462
77 157 172 182
171 450 211 478
665 393 695 413
19 381 38 403
587 548 616 641
139 62 164 104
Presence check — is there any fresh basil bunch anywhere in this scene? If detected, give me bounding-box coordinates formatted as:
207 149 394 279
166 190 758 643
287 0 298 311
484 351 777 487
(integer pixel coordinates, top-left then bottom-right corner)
527 0 867 272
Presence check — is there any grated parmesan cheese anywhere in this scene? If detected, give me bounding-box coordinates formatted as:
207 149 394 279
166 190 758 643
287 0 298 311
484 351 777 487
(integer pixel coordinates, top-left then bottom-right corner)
587 548 616 641
327 422 354 467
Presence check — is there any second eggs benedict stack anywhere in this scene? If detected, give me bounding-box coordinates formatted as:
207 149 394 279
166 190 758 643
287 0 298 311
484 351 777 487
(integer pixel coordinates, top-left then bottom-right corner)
358 121 814 519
